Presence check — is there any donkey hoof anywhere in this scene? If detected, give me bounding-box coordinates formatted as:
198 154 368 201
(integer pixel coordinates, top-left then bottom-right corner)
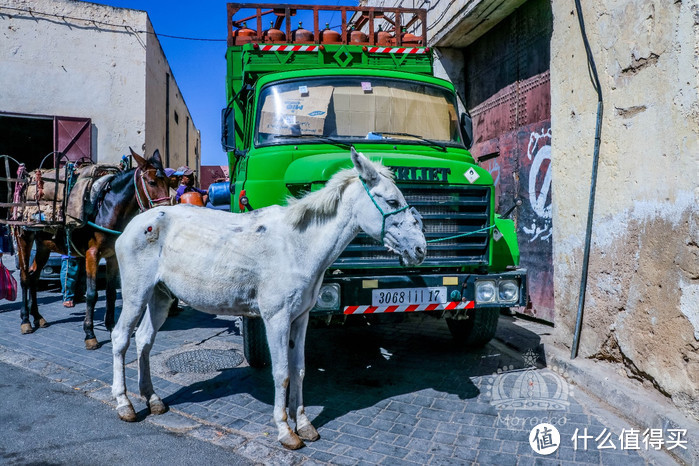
148 399 168 416
117 404 137 422
297 424 320 442
85 338 99 350
36 318 49 328
279 432 305 450
20 323 34 334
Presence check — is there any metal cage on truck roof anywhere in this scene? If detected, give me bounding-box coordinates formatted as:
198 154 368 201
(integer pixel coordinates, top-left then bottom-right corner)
227 3 427 47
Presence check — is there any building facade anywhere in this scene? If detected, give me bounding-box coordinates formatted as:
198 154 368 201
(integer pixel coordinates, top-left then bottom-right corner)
0 0 200 172
364 0 699 422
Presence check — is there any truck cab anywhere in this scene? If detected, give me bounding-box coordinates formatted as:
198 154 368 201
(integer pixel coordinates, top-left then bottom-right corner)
222 4 527 366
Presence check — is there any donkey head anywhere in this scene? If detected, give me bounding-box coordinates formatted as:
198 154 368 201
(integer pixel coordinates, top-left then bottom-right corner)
130 148 172 210
351 148 426 266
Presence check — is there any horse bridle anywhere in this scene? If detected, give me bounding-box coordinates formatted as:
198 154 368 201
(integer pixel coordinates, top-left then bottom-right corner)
359 178 422 241
133 168 170 212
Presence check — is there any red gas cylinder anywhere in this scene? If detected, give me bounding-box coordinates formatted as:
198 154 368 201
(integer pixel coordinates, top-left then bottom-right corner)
349 26 368 44
180 192 205 207
263 21 286 42
320 23 341 44
234 22 257 45
292 22 313 43
375 25 392 46
400 27 421 46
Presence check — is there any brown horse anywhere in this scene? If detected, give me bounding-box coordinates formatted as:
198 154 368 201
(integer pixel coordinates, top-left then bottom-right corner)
14 149 172 349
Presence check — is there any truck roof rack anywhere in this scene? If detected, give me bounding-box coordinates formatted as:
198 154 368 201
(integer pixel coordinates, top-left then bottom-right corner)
227 3 427 47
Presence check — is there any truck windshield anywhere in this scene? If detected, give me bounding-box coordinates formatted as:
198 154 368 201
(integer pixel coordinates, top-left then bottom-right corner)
255 77 462 148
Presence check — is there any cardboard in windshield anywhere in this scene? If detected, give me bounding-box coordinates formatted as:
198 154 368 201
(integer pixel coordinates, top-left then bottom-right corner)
259 86 333 136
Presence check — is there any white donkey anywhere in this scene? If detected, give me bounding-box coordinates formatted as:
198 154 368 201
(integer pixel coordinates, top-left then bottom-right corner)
111 148 426 450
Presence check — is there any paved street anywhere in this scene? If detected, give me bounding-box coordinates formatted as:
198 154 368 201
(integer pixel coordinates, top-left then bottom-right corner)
0 360 253 465
0 275 678 465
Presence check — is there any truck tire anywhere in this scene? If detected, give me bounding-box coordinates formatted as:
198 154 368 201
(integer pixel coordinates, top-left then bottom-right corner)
446 307 500 348
242 316 270 368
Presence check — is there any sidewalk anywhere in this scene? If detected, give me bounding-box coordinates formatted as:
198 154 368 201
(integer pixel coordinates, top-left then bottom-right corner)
0 270 689 464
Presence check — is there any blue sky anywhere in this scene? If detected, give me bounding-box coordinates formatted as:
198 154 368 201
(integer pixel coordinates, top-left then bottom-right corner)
86 1 358 167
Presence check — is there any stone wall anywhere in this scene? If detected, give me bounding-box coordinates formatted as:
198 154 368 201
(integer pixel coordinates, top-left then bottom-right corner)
550 0 699 419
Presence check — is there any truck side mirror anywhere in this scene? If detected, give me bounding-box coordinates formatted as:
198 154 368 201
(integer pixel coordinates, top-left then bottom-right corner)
460 112 474 149
221 106 236 152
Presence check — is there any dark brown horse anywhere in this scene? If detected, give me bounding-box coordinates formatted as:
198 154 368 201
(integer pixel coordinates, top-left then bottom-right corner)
14 149 172 349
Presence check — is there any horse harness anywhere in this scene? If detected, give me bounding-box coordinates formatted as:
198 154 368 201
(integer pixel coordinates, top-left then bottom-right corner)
134 167 170 212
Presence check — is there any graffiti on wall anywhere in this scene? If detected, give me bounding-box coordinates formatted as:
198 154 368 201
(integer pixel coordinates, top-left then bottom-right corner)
522 127 552 242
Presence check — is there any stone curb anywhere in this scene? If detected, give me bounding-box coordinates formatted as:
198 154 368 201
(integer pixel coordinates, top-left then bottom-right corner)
544 342 699 466
0 344 316 465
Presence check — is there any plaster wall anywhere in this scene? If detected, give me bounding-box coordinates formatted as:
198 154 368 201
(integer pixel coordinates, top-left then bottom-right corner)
0 0 148 163
144 21 200 172
550 0 699 419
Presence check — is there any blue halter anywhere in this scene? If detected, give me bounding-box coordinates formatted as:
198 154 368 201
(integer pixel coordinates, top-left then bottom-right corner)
360 178 410 241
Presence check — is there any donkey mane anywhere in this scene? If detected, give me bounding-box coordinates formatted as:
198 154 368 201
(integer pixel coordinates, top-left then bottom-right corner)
286 159 393 228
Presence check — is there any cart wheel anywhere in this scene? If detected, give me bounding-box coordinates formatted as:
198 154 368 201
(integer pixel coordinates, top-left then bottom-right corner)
446 307 500 348
242 316 270 368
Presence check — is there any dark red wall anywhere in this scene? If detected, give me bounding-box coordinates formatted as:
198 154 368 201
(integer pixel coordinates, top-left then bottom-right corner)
464 0 554 321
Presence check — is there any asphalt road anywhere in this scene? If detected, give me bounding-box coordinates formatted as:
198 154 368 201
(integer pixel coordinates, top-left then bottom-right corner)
0 360 253 466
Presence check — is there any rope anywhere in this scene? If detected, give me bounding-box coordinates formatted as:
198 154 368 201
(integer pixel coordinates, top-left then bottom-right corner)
426 224 496 243
87 220 121 235
359 178 409 240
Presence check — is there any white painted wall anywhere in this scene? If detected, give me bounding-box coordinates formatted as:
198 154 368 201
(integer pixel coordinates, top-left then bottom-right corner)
0 0 199 169
145 18 201 172
0 0 147 163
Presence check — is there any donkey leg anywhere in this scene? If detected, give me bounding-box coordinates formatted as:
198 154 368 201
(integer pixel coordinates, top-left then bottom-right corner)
112 297 148 422
264 311 303 450
83 248 100 349
103 256 119 332
135 286 172 416
288 311 318 442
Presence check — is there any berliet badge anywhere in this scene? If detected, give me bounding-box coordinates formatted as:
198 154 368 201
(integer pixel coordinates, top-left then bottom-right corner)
464 167 480 183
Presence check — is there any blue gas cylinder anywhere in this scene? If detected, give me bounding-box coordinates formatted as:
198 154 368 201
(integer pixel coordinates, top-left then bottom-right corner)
208 181 231 207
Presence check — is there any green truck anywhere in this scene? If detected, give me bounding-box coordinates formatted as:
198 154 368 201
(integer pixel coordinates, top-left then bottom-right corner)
221 4 527 366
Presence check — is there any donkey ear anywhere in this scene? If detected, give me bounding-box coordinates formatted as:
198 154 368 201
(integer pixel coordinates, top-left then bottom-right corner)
130 147 147 169
351 147 379 186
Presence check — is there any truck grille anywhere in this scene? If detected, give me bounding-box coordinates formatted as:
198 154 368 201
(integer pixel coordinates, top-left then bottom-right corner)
333 184 491 268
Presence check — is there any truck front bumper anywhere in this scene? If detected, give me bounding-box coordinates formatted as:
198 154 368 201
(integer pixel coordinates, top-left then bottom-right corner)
312 269 528 315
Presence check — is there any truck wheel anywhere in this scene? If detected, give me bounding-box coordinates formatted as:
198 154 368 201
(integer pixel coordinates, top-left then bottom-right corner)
242 316 270 368
446 307 500 348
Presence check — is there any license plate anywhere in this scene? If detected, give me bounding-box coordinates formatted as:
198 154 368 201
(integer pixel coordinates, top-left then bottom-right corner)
371 287 447 306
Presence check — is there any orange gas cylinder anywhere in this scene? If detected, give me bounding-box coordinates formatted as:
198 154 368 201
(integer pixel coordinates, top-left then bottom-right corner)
180 192 205 207
263 21 286 42
400 27 421 46
349 26 368 44
234 22 257 45
375 25 392 46
292 22 313 43
320 23 341 44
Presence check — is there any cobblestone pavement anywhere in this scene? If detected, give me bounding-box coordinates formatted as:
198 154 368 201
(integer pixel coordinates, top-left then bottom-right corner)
0 279 678 465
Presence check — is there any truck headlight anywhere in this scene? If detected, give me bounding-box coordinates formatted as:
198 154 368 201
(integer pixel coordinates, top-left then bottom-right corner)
475 280 497 304
314 284 340 311
498 280 519 303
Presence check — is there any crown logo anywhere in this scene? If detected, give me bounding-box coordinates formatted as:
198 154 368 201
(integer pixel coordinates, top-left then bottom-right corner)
486 349 573 411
